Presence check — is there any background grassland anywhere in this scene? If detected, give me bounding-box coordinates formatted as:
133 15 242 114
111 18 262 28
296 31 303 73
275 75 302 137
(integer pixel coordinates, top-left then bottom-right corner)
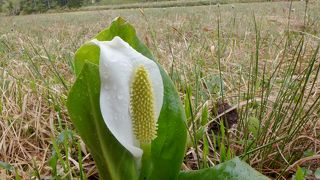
87 0 278 11
96 0 272 5
0 0 320 179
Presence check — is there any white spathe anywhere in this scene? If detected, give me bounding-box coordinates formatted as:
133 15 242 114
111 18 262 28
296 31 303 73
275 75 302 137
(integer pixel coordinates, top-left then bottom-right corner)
91 36 164 160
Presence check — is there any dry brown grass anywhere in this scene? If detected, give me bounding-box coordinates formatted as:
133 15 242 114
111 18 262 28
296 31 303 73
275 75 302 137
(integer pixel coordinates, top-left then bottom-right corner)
0 0 320 179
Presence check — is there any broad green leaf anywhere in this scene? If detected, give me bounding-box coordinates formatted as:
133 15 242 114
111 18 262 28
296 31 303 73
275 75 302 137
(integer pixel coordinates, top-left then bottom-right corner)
67 62 137 180
74 17 153 76
149 66 187 180
70 17 187 180
178 157 269 180
74 44 100 76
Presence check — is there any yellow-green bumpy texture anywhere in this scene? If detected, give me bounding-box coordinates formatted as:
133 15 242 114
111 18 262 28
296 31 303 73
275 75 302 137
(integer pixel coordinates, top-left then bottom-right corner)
130 65 157 144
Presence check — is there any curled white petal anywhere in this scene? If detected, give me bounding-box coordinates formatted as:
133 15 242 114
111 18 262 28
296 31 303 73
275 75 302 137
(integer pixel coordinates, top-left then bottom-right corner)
90 36 163 159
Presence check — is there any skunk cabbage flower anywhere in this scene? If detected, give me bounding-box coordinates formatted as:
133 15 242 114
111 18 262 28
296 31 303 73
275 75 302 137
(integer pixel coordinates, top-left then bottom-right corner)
91 36 164 161
67 18 267 180
68 17 187 180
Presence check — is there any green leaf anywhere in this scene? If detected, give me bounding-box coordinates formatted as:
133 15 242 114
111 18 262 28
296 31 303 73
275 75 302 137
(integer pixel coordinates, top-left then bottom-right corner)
0 161 13 172
49 150 58 178
294 166 305 180
70 17 187 180
303 149 315 157
67 62 138 180
219 122 226 163
14 170 21 180
56 130 73 144
178 157 269 180
74 17 153 76
200 103 209 126
314 168 320 179
184 86 192 122
149 65 187 180
0 161 21 180
186 126 205 149
248 116 260 138
202 135 209 168
220 141 226 163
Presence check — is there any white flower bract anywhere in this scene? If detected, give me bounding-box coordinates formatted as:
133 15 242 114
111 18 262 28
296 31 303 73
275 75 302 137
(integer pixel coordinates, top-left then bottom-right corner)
90 36 164 160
